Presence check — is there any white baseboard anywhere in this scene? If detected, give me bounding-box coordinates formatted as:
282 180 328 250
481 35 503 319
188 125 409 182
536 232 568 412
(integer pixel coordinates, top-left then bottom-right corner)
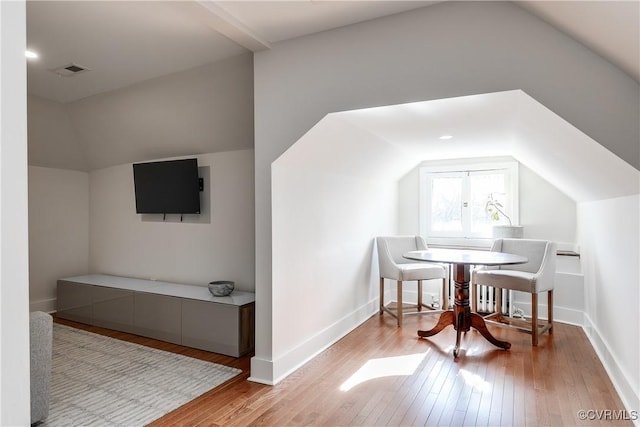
248 357 276 385
509 301 584 327
583 314 640 426
248 298 378 386
391 288 584 327
30 298 56 313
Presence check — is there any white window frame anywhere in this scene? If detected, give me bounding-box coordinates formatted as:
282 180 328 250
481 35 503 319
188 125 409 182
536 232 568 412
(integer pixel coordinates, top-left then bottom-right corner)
419 157 519 248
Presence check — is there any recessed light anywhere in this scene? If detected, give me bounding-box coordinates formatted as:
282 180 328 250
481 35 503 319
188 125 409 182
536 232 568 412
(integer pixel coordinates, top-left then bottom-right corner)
25 50 39 59
439 135 453 140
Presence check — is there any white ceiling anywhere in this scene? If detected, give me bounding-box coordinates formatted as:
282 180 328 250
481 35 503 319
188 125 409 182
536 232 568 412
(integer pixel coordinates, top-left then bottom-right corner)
299 90 639 202
27 1 639 104
26 1 247 103
214 1 442 43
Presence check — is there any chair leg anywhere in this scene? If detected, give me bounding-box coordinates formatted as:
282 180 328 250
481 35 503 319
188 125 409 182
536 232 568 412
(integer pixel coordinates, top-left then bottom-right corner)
548 289 554 334
397 280 403 328
417 280 423 312
532 293 538 346
379 277 384 315
442 278 448 310
495 288 502 315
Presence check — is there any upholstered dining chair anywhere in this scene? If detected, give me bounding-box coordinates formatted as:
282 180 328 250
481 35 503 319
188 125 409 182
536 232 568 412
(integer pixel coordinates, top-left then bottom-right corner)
472 238 556 346
376 236 447 327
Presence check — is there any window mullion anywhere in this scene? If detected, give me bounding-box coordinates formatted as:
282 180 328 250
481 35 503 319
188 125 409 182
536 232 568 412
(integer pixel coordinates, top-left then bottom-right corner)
461 172 471 236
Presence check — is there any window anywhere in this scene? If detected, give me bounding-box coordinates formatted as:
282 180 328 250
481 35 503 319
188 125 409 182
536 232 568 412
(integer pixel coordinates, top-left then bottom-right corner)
420 159 518 242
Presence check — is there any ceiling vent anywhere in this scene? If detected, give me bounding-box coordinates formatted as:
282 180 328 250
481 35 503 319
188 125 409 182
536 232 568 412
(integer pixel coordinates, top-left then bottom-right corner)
50 63 91 77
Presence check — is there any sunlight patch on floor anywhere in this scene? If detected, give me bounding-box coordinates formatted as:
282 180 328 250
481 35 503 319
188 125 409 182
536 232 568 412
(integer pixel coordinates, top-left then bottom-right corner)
339 350 430 391
459 368 491 392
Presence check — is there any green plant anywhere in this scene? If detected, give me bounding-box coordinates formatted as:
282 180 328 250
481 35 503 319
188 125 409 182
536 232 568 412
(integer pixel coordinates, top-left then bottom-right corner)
485 193 512 225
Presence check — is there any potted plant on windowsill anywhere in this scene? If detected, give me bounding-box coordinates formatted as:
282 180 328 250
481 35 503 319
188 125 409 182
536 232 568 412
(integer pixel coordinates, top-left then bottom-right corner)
486 193 523 238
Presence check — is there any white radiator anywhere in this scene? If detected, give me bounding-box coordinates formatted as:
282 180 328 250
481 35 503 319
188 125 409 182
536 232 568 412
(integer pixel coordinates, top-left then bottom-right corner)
474 285 512 316
443 267 513 316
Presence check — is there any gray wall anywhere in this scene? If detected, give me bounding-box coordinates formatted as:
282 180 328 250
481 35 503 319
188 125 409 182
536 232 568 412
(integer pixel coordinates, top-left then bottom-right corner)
29 167 89 312
27 54 256 311
27 150 255 313
27 95 86 171
89 150 255 290
28 53 254 172
253 1 639 383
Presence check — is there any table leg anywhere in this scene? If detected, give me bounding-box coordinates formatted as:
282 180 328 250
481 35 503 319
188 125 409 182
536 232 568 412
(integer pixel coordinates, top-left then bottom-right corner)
454 311 464 358
417 310 453 337
418 262 511 357
469 312 511 350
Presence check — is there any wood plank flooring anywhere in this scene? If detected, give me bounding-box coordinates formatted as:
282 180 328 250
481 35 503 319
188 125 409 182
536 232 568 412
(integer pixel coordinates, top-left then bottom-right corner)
54 314 631 426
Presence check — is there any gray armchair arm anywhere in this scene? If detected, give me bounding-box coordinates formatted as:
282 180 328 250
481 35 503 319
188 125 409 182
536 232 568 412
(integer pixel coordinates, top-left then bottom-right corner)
30 311 52 424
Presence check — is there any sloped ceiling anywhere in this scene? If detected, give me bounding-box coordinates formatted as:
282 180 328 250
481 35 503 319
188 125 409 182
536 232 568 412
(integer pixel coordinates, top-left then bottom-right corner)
26 1 249 104
26 1 438 104
517 1 639 83
289 90 639 203
28 53 255 172
26 1 639 105
26 1 639 172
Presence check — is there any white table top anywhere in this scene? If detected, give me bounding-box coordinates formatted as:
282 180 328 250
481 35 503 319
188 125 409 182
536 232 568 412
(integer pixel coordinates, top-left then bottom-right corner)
404 248 528 266
60 274 255 306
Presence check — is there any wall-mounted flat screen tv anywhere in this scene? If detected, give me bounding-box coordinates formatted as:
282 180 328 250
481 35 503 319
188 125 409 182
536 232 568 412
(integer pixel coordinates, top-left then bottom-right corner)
133 158 201 214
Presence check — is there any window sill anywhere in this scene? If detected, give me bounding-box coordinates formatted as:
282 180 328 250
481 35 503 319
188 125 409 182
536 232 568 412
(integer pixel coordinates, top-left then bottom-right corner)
426 238 580 257
425 237 493 250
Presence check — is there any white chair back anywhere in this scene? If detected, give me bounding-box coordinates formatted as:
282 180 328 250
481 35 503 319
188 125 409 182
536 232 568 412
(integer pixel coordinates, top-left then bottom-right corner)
377 235 427 266
491 238 555 274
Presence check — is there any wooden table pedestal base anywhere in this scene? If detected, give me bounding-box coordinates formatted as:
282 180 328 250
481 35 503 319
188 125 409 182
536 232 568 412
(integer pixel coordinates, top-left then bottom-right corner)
417 263 511 358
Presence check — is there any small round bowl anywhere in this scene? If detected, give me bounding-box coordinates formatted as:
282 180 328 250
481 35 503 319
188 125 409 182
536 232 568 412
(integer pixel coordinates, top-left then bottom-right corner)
208 280 235 297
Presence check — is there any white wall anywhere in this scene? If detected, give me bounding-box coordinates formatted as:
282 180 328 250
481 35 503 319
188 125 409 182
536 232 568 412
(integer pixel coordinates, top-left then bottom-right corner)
398 160 584 324
518 165 577 244
28 167 89 312
398 167 420 236
0 0 30 423
398 162 577 246
254 1 638 384
89 149 255 290
262 116 408 383
578 195 640 413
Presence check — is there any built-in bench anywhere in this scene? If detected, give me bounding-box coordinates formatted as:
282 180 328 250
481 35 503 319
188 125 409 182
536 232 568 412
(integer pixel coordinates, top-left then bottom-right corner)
57 274 255 357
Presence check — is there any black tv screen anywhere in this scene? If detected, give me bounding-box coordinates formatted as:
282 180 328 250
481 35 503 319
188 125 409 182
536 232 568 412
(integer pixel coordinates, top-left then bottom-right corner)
133 159 201 214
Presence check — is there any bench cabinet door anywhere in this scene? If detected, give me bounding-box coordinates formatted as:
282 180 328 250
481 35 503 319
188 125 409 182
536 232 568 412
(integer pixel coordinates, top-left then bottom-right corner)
181 299 240 357
133 293 182 344
57 280 93 324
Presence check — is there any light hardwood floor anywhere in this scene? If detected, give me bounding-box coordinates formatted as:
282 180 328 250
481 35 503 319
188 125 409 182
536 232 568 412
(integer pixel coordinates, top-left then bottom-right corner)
55 313 631 426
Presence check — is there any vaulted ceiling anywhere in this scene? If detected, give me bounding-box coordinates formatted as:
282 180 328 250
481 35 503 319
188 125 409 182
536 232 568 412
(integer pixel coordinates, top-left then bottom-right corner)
27 1 639 104
26 1 639 172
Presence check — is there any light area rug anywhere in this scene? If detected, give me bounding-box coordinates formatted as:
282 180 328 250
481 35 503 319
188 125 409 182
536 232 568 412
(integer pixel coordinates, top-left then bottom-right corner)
42 323 241 427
